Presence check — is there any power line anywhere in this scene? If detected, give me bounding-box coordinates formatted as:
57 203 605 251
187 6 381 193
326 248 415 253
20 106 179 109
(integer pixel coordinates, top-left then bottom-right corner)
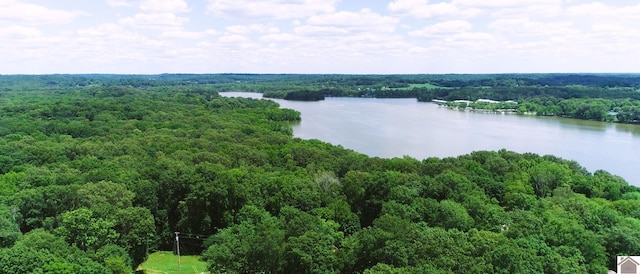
179 232 210 240
173 232 214 256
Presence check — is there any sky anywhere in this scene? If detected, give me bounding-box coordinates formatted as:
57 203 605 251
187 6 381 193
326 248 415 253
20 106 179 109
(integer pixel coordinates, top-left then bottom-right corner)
1 0 639 74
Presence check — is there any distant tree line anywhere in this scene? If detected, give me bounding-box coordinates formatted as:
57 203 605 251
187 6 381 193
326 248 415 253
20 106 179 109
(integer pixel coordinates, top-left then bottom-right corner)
423 86 640 123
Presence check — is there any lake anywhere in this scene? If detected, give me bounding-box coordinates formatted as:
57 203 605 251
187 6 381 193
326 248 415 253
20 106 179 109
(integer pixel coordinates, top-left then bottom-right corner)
221 92 640 186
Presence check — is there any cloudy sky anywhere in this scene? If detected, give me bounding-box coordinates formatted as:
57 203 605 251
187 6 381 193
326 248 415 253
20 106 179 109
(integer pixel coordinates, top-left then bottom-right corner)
1 0 639 74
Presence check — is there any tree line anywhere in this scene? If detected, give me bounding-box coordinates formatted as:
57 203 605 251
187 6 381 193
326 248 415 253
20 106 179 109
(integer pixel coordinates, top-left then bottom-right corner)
426 86 640 123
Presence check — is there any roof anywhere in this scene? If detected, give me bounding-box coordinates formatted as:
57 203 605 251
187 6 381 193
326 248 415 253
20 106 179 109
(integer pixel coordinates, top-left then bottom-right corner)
618 256 640 266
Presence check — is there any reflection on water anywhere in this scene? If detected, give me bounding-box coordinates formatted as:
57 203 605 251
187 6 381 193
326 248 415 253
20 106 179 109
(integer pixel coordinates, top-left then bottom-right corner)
615 123 640 136
542 117 609 133
220 92 640 186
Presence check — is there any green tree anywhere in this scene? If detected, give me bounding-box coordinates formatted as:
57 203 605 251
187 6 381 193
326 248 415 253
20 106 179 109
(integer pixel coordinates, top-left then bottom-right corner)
604 222 640 270
43 261 80 274
113 207 155 267
77 181 135 216
55 208 119 252
0 203 21 247
437 199 474 230
94 244 133 274
0 244 54 274
203 206 285 273
529 162 570 198
285 230 340 274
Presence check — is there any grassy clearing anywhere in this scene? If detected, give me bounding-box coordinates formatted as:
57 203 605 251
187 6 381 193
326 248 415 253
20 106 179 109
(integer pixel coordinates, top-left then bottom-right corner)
137 251 209 274
393 83 445 90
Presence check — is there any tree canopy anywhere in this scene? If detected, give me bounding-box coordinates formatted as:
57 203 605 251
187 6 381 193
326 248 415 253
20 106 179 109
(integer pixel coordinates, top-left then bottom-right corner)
1 74 639 273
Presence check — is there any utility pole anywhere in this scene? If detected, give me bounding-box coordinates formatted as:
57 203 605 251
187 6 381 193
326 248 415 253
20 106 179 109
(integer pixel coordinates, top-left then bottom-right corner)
175 231 181 271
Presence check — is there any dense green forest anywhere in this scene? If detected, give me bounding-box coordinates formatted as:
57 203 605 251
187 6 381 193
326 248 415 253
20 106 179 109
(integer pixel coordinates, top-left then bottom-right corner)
4 73 639 123
1 74 640 273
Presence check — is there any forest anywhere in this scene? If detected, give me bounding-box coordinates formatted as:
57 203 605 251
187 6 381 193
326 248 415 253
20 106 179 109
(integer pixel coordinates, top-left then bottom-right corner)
1 74 640 273
259 74 640 124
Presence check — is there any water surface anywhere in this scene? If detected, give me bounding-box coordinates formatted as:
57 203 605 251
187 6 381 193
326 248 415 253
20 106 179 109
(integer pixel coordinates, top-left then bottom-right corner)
221 92 640 186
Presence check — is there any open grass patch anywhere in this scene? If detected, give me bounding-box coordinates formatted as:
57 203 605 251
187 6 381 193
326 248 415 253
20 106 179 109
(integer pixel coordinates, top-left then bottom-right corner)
137 251 209 274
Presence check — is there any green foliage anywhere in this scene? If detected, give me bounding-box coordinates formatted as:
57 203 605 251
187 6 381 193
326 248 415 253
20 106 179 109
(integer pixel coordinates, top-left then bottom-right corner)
0 171 23 196
0 230 111 274
1 75 640 273
76 181 135 215
113 207 155 267
0 244 55 274
104 257 132 274
94 244 133 273
283 90 326 101
0 204 21 247
437 199 475 230
203 205 285 273
55 208 119 252
18 229 77 259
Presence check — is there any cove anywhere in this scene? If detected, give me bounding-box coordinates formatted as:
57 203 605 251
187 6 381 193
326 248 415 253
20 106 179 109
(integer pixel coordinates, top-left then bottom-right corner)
221 92 640 186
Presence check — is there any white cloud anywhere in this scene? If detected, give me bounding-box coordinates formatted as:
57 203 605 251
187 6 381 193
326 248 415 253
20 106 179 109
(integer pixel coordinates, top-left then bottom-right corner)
562 2 640 55
388 0 481 18
568 2 640 21
489 18 574 37
160 29 219 39
260 33 298 43
75 24 152 47
226 24 279 34
76 23 120 37
0 0 81 25
119 13 189 30
217 34 250 43
213 34 260 51
207 0 336 20
409 20 473 37
289 8 399 42
106 0 190 12
452 0 561 9
490 3 564 19
140 0 190 13
387 0 427 13
590 24 639 37
305 9 399 34
0 25 42 38
447 32 494 42
1 0 640 74
106 0 135 7
1 21 177 73
294 25 349 36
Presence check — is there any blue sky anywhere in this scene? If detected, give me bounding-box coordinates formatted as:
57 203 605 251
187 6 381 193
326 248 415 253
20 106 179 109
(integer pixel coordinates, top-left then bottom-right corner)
1 0 639 74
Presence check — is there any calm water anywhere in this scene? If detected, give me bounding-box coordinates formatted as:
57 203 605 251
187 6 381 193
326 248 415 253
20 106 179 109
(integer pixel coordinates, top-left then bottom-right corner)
221 92 640 186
